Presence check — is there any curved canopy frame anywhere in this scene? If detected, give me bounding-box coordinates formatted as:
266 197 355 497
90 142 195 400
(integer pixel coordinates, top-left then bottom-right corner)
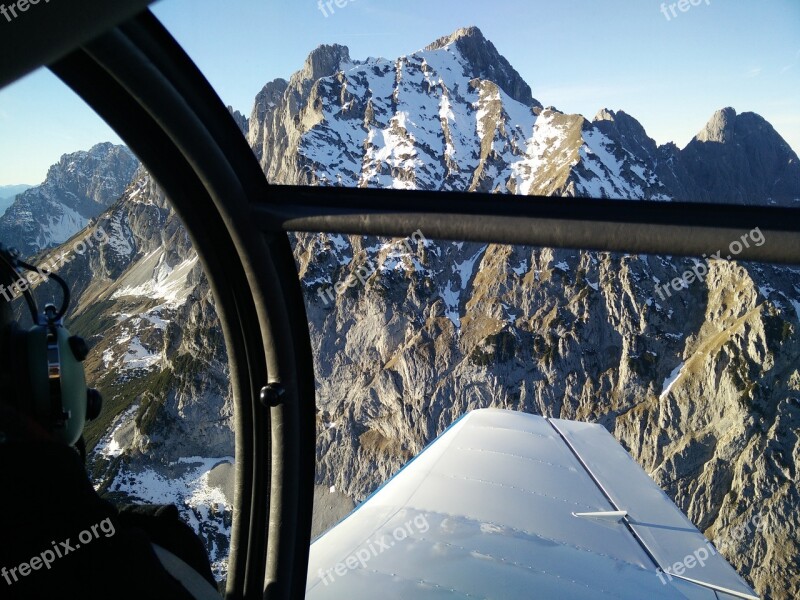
50 13 317 600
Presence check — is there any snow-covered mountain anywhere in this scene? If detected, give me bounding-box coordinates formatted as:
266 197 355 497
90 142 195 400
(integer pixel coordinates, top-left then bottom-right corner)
249 26 800 204
18 26 800 597
0 143 139 257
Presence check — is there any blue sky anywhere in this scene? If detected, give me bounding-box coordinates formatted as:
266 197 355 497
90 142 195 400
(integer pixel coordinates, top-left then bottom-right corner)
0 0 798 186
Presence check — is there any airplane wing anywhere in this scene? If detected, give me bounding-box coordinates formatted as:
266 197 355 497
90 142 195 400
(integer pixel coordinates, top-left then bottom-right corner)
306 409 759 599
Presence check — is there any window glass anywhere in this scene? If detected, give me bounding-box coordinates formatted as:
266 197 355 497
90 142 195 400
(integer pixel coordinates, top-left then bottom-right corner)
294 229 800 597
0 70 233 585
149 1 799 596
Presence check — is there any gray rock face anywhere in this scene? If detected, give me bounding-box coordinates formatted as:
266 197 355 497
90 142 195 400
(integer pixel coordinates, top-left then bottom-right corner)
0 143 139 257
248 43 358 185
24 165 232 468
424 26 538 107
681 108 800 205
311 485 355 539
248 77 288 169
227 106 249 136
593 108 659 165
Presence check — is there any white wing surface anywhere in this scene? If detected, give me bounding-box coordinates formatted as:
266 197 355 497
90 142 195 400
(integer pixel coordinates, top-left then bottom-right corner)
306 409 758 599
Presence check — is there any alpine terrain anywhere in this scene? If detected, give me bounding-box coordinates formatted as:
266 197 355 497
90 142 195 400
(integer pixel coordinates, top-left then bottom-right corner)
6 27 799 597
0 142 138 257
0 184 32 216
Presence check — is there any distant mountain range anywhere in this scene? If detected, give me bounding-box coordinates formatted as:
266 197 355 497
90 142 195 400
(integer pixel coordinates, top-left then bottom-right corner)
4 27 798 260
4 26 799 598
0 184 32 216
0 143 138 256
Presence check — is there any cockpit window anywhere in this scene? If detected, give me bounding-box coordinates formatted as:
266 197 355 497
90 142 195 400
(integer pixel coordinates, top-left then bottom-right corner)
0 69 233 584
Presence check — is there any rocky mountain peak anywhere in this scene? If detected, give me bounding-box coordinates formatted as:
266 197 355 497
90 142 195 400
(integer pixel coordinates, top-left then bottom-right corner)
244 28 800 203
593 108 647 134
254 78 288 105
251 79 288 121
682 107 800 204
593 107 616 122
424 25 486 50
0 143 138 256
294 43 352 86
696 106 738 143
593 108 658 162
424 25 538 107
46 142 134 181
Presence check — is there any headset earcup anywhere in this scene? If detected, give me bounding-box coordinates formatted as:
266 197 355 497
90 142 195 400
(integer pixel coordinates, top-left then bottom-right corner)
55 326 89 445
1 320 92 446
23 326 52 426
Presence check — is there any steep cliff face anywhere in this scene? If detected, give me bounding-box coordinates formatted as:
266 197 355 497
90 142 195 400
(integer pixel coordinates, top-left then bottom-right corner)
680 107 800 205
247 43 355 185
20 26 798 596
297 234 800 598
0 143 139 256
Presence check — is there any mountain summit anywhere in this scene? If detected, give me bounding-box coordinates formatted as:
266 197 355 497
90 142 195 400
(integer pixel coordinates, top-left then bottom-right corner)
696 106 738 143
0 143 138 256
681 107 800 204
424 25 486 49
424 26 536 106
248 27 799 205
